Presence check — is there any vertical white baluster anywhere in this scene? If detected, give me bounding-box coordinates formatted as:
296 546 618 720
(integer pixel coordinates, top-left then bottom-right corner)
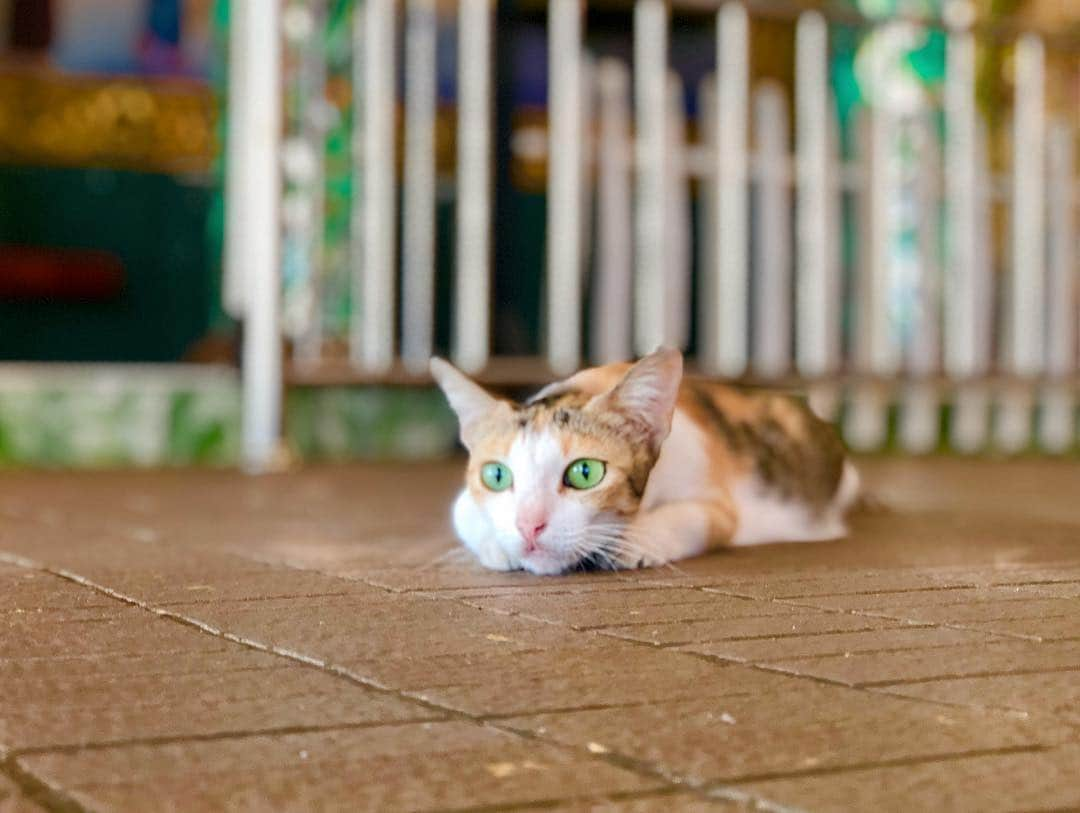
401 0 438 373
752 80 791 378
1039 121 1077 451
998 33 1046 452
814 104 844 420
634 0 668 357
714 2 750 376
795 11 830 379
953 119 995 452
900 111 942 453
352 0 397 373
547 0 584 374
593 59 634 364
579 53 596 305
665 71 692 350
796 11 841 418
697 73 718 367
224 1 251 320
944 12 986 452
454 0 493 373
230 0 283 471
869 106 902 376
846 109 888 452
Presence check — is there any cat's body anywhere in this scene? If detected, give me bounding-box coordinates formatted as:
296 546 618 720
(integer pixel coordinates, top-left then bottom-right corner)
433 349 858 575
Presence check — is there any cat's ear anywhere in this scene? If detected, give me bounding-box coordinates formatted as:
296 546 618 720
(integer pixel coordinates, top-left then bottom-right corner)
430 358 510 449
591 347 683 451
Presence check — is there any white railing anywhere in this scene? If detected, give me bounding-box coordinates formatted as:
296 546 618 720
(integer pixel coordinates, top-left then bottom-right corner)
226 1 1079 471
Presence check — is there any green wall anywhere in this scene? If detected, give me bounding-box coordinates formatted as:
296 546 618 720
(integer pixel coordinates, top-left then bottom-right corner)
0 165 216 361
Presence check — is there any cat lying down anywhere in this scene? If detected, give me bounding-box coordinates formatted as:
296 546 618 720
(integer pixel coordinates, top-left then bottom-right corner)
431 347 859 575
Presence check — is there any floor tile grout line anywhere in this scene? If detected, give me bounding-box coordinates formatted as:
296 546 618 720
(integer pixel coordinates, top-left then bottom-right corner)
706 636 1020 666
1 754 89 813
9 718 448 761
0 551 750 805
705 743 1053 787
857 665 1080 689
618 622 902 648
436 785 689 813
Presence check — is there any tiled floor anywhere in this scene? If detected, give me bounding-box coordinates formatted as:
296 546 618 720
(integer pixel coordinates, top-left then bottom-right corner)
1 458 1078 812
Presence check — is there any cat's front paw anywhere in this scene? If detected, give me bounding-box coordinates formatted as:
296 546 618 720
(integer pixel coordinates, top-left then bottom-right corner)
611 548 668 570
466 536 516 571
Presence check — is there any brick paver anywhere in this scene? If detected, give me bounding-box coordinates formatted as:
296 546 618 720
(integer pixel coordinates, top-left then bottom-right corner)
0 458 1078 811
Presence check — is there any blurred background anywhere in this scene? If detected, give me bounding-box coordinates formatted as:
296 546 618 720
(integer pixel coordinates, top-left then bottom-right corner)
0 0 1075 470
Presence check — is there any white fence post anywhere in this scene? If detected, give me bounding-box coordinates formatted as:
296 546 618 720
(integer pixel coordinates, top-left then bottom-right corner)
665 71 692 350
697 72 718 367
231 0 283 472
351 0 397 374
593 59 634 364
401 0 439 373
547 0 585 374
714 2 750 376
943 12 989 453
795 10 830 380
633 0 668 357
752 80 791 378
453 0 493 373
900 112 942 453
1039 120 1077 452
998 33 1046 452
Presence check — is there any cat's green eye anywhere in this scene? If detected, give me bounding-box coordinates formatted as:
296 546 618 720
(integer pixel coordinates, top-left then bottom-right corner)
564 459 606 490
480 461 513 492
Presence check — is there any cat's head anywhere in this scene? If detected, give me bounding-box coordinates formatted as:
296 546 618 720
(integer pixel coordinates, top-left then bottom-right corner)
431 348 683 574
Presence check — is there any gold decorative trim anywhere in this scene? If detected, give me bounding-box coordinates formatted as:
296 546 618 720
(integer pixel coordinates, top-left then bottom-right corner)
0 69 215 175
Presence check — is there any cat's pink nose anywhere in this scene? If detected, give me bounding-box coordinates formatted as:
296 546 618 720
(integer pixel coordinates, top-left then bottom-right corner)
517 519 547 548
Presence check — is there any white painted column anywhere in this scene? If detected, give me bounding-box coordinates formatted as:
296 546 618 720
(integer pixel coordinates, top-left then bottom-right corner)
633 0 668 357
1039 121 1077 452
401 0 439 373
547 0 584 374
696 73 718 367
998 33 1046 452
943 13 987 452
230 0 284 472
752 80 791 378
592 58 634 364
454 0 493 373
900 112 942 454
665 71 692 350
351 0 397 373
713 2 750 376
846 109 889 452
795 11 830 380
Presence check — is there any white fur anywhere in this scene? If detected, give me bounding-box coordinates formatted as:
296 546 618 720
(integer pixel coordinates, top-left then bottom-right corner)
729 459 860 546
639 411 712 511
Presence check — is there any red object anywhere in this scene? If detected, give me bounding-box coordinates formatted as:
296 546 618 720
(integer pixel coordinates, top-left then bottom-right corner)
0 245 125 301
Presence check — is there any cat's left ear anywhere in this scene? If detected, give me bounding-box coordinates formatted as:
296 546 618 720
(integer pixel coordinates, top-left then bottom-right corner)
430 358 510 449
590 347 683 452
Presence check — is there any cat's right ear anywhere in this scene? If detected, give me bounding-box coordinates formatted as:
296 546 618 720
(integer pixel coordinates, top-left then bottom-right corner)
430 358 508 449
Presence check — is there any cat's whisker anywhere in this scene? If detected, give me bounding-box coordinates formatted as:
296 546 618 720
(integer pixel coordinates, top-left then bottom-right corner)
418 546 470 570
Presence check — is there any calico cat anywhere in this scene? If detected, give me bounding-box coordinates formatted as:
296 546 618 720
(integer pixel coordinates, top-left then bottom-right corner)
431 347 859 575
